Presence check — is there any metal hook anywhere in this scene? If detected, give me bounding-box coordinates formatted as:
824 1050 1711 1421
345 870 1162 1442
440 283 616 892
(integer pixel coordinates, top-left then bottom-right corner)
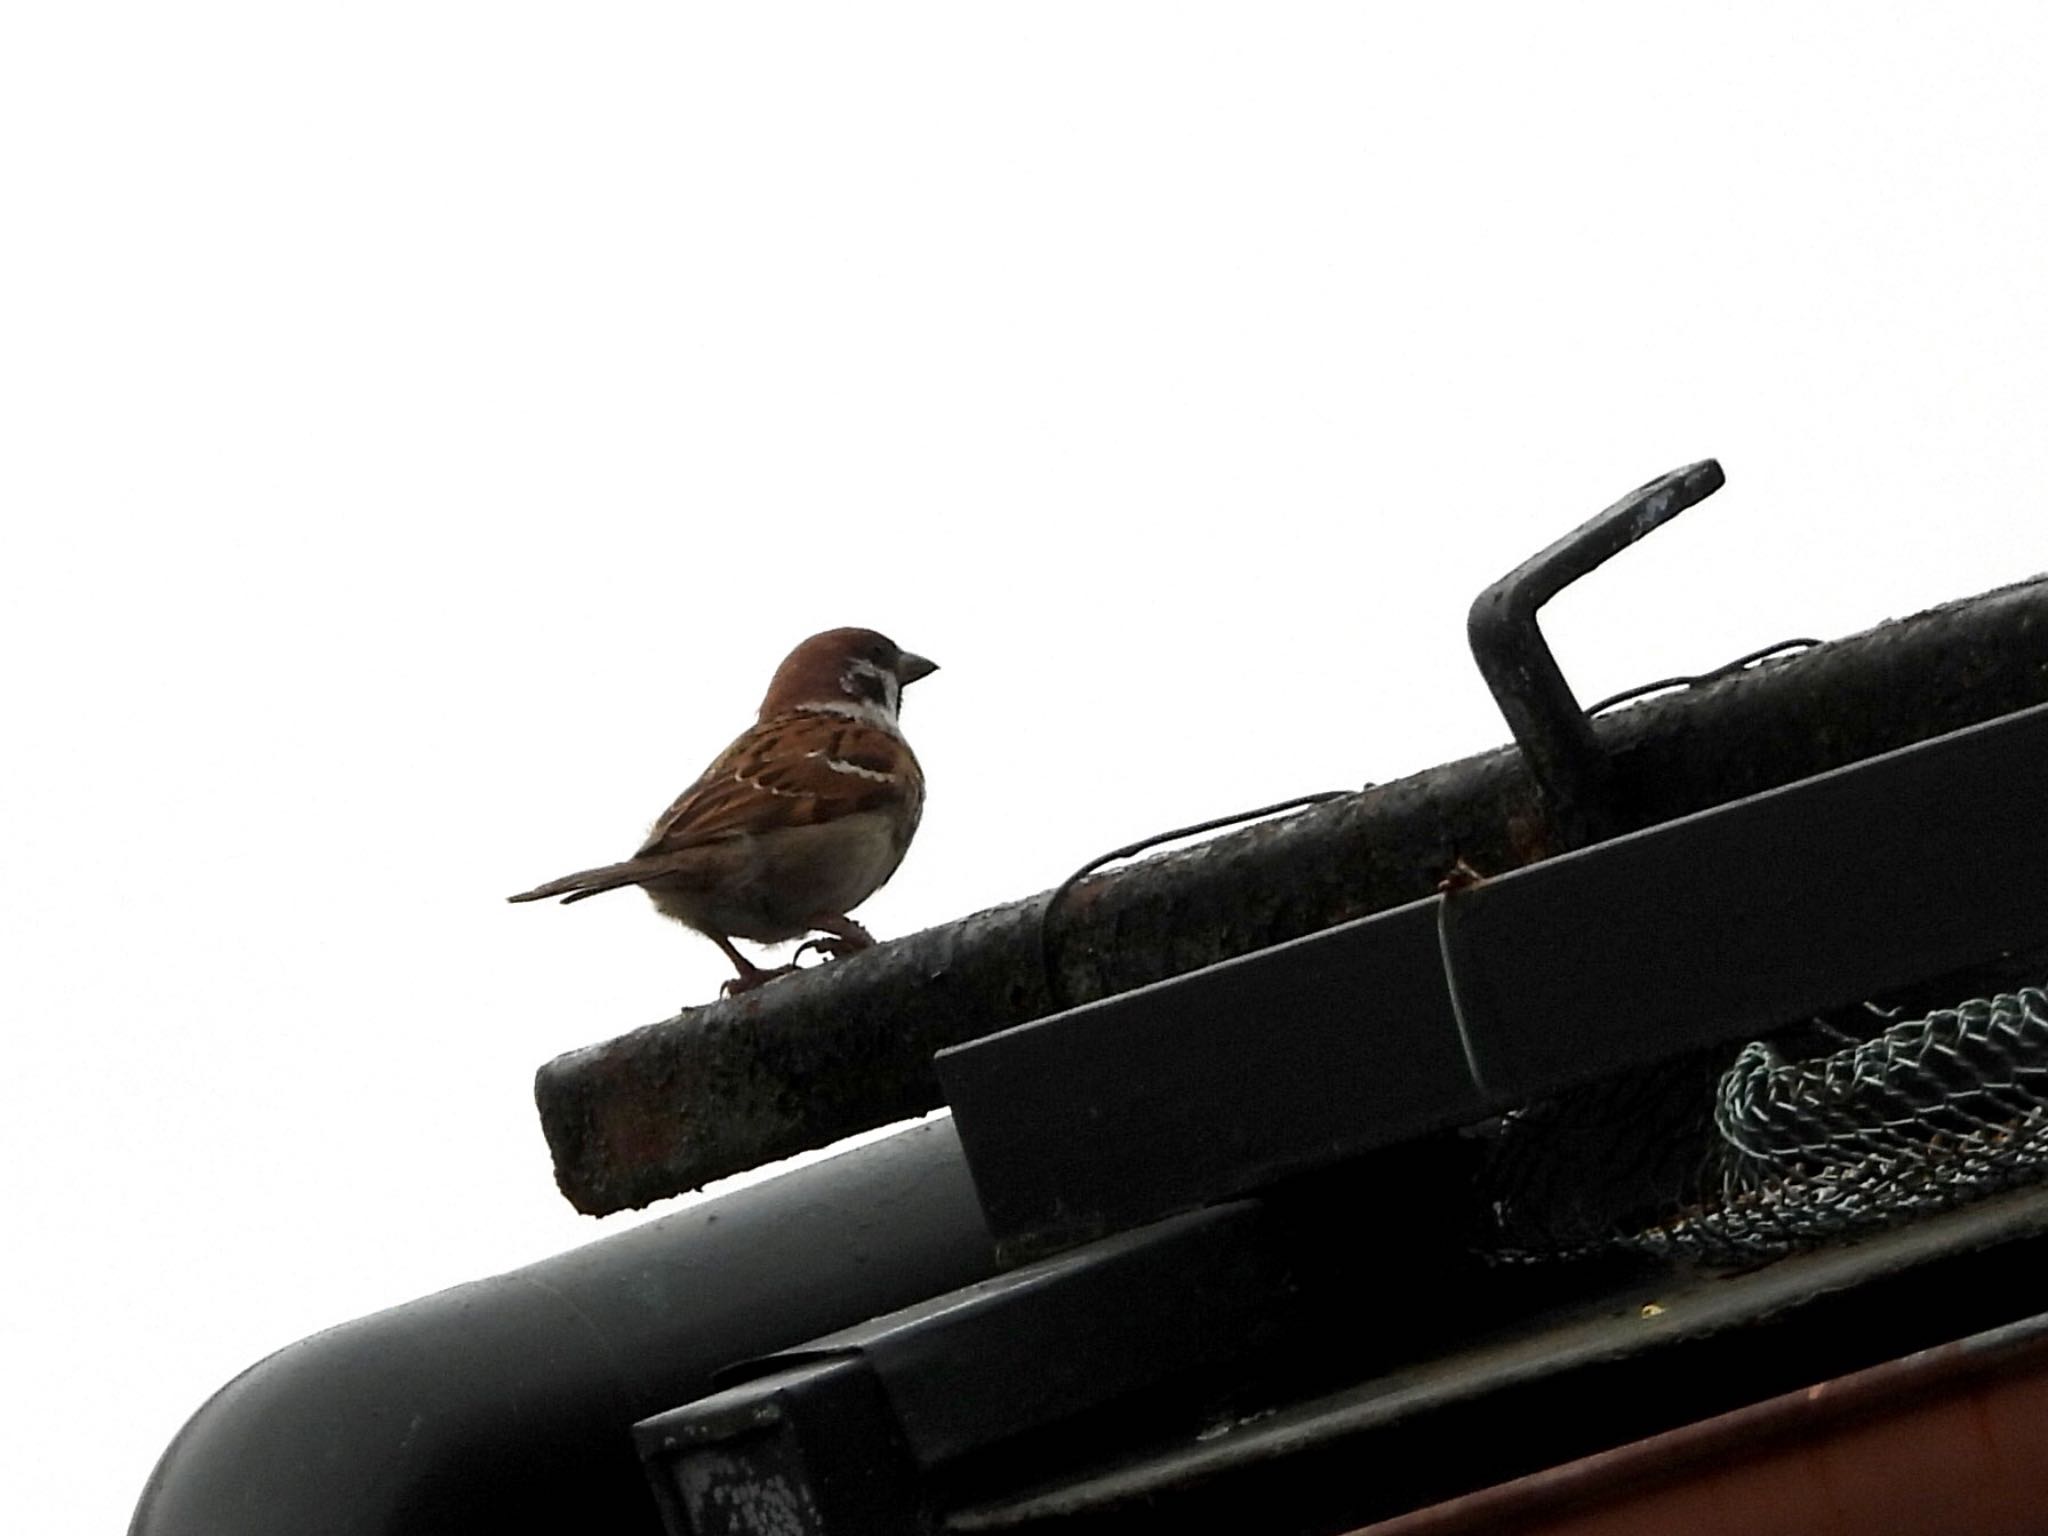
1467 459 1726 850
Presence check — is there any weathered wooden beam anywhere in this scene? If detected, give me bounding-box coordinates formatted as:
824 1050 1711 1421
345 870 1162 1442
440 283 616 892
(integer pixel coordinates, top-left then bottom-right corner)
536 575 2048 1215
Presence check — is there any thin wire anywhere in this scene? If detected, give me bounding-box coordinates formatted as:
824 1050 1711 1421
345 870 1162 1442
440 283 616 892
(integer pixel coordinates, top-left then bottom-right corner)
1587 637 1823 717
1038 790 1355 1012
1033 639 1821 1010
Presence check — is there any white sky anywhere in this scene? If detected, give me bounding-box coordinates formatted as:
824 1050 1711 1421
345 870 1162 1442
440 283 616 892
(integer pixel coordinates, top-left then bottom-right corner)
5 5 2046 1530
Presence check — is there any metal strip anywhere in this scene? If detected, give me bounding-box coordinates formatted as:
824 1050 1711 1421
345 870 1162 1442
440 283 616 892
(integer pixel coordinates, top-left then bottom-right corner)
941 702 2048 1258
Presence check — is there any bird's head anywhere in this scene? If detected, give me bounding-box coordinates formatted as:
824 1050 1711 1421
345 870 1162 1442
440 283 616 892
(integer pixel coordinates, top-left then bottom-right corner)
759 628 938 731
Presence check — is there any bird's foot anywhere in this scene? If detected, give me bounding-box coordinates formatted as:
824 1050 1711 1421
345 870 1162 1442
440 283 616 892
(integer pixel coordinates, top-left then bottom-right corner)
790 933 864 966
719 960 798 997
794 915 876 967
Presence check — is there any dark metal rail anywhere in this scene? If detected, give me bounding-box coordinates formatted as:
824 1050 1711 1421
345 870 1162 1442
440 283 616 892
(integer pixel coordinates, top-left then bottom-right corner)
640 1178 2048 1534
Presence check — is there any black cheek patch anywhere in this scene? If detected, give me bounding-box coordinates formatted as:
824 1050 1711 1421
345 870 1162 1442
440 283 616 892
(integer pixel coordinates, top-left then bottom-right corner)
849 670 890 706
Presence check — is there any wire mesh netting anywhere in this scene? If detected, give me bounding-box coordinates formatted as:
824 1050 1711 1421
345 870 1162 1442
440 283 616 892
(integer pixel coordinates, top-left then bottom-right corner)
1483 985 2048 1262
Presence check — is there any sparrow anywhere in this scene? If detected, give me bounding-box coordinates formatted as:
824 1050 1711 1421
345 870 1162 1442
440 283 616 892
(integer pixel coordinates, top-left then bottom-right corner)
509 628 937 996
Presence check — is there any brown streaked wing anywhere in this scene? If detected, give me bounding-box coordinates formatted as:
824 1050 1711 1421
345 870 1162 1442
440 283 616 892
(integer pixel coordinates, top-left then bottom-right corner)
635 715 918 856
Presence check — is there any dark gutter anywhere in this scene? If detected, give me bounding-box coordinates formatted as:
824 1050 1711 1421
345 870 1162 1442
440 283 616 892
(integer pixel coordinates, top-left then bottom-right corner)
128 1119 994 1536
538 573 2048 1214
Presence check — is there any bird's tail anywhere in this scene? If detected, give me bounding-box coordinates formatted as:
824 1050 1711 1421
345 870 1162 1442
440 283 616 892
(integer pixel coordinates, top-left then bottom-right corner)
506 860 655 906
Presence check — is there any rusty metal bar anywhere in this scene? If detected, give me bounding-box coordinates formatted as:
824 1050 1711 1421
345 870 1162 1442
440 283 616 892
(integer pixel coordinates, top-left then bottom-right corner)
536 574 2048 1215
1351 1315 2048 1536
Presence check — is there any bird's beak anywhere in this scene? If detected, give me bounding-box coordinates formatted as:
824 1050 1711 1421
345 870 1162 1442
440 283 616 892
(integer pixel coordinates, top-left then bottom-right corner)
898 652 939 686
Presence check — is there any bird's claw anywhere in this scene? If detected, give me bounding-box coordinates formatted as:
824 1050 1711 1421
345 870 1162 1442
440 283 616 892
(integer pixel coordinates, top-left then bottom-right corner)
794 917 876 968
719 963 798 998
794 936 854 966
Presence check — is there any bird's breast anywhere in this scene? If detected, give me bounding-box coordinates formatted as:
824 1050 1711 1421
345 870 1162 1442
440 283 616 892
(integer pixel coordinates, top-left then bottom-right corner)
648 809 912 943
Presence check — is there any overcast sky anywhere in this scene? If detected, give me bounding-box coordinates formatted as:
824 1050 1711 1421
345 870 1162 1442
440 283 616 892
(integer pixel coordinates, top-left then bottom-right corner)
6 5 2046 1530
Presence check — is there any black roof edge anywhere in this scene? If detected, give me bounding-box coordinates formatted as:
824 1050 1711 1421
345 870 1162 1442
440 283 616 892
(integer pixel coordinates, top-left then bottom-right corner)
128 1118 993 1536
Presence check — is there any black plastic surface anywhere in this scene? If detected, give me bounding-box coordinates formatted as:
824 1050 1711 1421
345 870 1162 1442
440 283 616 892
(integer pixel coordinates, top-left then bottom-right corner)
941 703 2048 1257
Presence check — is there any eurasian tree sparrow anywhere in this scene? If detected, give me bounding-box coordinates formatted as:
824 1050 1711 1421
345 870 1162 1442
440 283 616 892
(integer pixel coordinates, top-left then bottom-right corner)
509 628 936 995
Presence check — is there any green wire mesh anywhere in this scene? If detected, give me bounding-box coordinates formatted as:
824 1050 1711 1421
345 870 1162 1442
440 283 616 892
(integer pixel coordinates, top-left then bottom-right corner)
1483 986 2048 1262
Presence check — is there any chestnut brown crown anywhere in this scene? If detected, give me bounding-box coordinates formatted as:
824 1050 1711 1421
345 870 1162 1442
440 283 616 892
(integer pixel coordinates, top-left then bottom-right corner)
758 627 939 725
